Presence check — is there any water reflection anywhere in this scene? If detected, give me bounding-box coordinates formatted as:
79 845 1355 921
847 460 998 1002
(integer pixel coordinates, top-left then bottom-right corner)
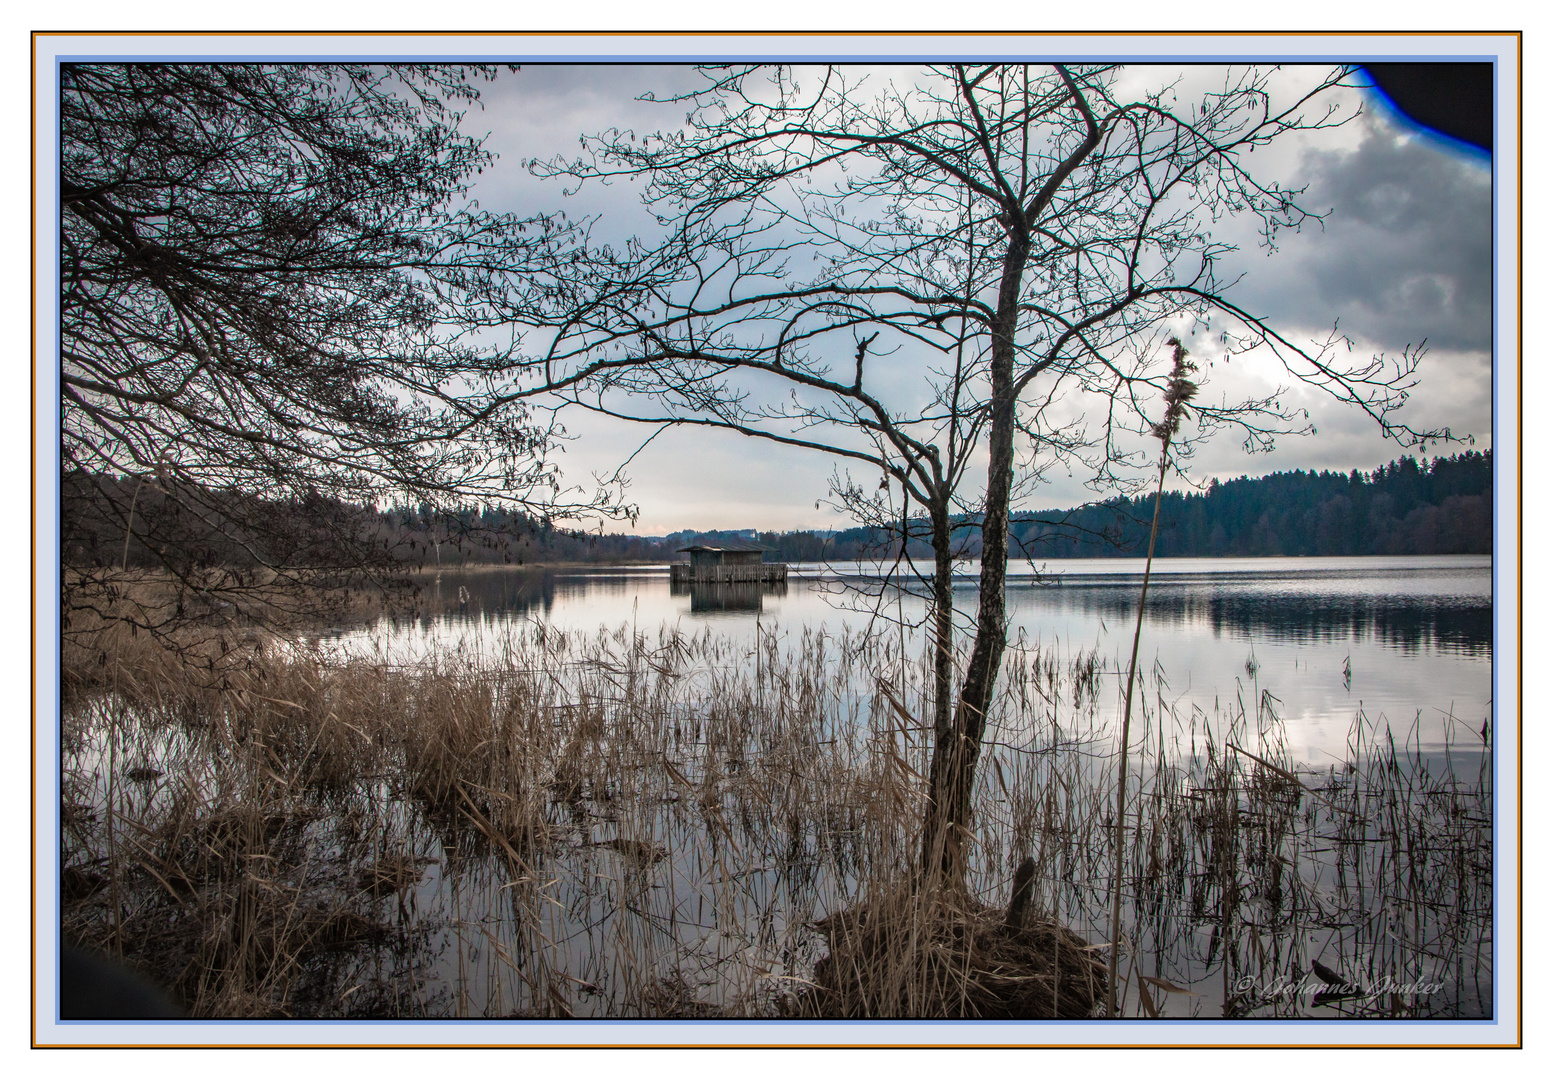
332 557 1491 760
418 567 559 619
670 579 783 614
402 558 1492 661
1015 581 1492 657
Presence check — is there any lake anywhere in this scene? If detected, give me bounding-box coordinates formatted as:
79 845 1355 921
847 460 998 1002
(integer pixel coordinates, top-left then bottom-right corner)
67 552 1496 1019
324 554 1493 765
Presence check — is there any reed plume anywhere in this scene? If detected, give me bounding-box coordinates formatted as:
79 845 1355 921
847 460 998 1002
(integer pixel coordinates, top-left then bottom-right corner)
1107 338 1197 1017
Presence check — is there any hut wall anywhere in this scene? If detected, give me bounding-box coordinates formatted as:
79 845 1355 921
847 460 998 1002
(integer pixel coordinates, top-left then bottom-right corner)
669 561 788 584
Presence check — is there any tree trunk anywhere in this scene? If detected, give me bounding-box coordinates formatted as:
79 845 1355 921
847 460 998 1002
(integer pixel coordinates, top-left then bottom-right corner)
928 499 956 737
921 231 1029 881
920 497 957 866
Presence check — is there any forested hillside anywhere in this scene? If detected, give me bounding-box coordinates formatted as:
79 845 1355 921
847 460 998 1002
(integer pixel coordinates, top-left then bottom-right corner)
1011 450 1493 559
64 451 1492 570
747 451 1493 562
435 449 1494 562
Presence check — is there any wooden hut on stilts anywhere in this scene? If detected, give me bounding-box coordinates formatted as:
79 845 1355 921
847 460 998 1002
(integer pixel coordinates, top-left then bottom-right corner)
669 543 788 585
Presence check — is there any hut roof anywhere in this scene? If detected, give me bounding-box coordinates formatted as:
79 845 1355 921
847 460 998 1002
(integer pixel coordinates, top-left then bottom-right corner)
676 542 765 554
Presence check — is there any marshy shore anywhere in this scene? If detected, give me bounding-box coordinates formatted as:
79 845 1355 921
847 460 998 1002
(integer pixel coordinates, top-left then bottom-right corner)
57 602 1492 1020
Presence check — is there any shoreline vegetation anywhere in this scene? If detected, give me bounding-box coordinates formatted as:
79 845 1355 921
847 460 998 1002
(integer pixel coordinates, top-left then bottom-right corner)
60 594 1491 1020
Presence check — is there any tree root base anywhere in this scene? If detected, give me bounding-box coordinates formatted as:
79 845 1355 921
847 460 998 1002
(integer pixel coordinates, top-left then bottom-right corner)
795 882 1106 1019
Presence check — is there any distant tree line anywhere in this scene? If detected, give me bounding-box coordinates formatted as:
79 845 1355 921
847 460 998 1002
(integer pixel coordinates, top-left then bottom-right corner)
740 450 1493 562
64 451 1492 572
724 450 1492 562
1012 450 1493 559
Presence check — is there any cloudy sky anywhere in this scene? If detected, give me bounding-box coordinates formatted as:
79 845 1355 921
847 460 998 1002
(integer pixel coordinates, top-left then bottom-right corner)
443 62 1494 536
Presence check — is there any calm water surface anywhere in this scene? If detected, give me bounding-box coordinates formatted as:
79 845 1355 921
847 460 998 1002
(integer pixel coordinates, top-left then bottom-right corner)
324 554 1492 763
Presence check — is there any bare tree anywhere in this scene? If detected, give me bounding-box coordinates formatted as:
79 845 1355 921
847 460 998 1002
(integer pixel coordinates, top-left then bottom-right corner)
515 63 1437 884
60 64 623 645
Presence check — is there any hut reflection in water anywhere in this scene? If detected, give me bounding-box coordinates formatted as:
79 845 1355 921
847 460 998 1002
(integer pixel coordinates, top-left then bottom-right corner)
673 579 786 613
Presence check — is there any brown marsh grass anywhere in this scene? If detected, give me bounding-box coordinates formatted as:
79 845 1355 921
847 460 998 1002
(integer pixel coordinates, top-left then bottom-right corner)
58 615 1492 1019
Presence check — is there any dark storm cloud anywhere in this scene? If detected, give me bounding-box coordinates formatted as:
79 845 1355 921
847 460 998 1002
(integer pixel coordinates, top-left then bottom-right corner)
1227 110 1492 354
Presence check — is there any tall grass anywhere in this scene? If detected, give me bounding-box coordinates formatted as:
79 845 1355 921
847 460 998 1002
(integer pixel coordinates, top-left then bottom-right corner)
59 613 1491 1019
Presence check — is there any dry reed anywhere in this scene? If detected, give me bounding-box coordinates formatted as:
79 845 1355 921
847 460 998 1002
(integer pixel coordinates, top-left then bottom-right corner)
58 610 1492 1019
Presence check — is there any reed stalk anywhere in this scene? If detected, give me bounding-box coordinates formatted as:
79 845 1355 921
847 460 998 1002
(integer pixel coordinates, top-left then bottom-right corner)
1107 339 1196 1018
